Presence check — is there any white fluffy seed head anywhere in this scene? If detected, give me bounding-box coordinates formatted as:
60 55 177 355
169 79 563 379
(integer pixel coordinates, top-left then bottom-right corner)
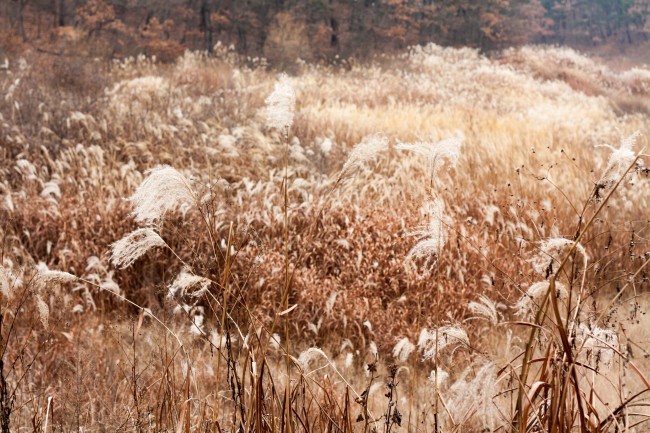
36 294 49 328
392 337 416 362
210 331 236 350
296 347 329 372
168 269 212 298
35 262 77 289
339 135 388 181
111 228 166 269
319 138 333 156
418 325 469 361
265 74 296 132
514 281 568 318
129 165 195 223
597 131 641 187
578 324 619 368
396 135 463 174
428 367 449 387
531 237 587 276
0 266 22 299
468 295 499 326
369 341 378 358
269 333 281 350
190 314 204 336
406 198 448 266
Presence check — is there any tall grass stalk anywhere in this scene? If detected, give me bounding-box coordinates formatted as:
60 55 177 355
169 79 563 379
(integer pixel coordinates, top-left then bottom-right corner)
515 154 646 432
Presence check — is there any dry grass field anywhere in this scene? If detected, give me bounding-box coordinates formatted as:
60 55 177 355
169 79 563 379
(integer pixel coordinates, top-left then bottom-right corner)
1 44 650 432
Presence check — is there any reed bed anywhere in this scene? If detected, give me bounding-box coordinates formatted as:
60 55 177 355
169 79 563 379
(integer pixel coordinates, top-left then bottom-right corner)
0 44 650 432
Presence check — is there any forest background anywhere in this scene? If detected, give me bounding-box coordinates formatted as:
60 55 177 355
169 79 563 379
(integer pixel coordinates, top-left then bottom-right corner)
3 0 650 65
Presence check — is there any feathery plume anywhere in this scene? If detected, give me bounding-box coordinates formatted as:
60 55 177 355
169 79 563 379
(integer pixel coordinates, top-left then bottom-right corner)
36 294 49 329
210 331 237 350
129 165 195 223
344 352 354 368
319 138 333 156
265 74 296 132
269 333 281 350
369 341 378 358
514 281 568 318
530 237 587 277
396 135 463 174
392 337 416 362
428 367 449 387
190 314 204 335
325 291 338 315
406 198 448 266
418 325 469 360
578 324 619 368
0 266 22 299
168 269 212 298
597 131 641 188
35 262 77 289
296 347 329 372
468 295 499 325
448 362 498 431
338 135 388 182
111 228 166 269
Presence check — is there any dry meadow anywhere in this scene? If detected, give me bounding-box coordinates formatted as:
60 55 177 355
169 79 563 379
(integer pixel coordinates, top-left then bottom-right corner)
1 44 650 432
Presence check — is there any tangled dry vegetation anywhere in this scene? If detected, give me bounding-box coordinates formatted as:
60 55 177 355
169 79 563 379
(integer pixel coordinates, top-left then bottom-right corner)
1 44 650 432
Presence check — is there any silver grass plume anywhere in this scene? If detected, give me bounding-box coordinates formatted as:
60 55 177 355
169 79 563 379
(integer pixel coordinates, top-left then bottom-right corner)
406 198 448 266
392 337 416 362
448 362 498 431
467 294 499 326
129 165 195 223
211 331 237 350
0 266 22 299
577 324 619 368
530 237 587 277
418 325 469 361
338 135 388 183
36 294 49 329
190 314 204 336
396 135 463 174
514 281 568 318
168 269 212 298
265 74 296 133
596 131 641 188
427 367 449 387
296 347 329 372
111 228 166 269
35 262 77 289
269 333 281 350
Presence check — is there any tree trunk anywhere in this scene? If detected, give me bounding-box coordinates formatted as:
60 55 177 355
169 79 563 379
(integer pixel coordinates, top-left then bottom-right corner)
200 0 213 53
18 0 27 42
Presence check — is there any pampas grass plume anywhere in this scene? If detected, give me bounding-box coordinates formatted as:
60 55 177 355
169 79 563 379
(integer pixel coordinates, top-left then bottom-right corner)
531 237 587 276
296 347 329 372
35 262 77 288
396 135 463 174
597 131 641 187
418 325 469 360
168 269 212 298
514 281 568 318
265 74 296 132
339 135 388 181
468 295 499 325
111 228 167 269
129 165 195 223
392 337 416 362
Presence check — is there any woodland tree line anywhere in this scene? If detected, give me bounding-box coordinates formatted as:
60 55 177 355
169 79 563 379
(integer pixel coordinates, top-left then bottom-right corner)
2 0 650 62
